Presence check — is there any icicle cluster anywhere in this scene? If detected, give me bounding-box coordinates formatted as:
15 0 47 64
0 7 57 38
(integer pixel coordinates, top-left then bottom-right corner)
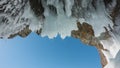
0 0 120 68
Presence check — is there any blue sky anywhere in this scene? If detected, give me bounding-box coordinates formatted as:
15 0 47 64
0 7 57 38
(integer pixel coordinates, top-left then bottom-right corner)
0 32 101 68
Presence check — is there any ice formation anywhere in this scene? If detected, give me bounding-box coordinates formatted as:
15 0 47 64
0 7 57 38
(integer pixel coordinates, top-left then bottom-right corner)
0 0 120 68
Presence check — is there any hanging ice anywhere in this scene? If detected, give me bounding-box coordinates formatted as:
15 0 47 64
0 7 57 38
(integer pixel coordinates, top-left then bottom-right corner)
0 0 120 68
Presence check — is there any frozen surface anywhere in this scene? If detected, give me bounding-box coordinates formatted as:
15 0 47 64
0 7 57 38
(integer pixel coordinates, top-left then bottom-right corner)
101 32 120 68
41 0 77 39
0 0 114 38
104 50 120 68
100 2 120 67
0 0 120 68
0 0 29 38
0 0 43 38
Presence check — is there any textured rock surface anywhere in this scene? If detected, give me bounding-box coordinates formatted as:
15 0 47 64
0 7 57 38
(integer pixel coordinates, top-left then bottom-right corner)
8 26 31 38
0 0 120 68
8 26 42 38
29 0 44 17
8 20 110 67
71 21 109 67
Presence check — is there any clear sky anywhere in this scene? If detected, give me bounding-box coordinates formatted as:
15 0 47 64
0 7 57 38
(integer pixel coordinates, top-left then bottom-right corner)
0 32 101 68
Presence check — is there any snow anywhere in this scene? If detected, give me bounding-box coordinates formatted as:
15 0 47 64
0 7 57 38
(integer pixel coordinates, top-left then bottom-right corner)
101 2 120 67
0 0 120 68
0 0 29 38
0 0 43 38
65 0 74 17
41 0 77 39
114 50 120 68
81 0 91 8
0 0 7 5
0 0 114 38
104 50 120 68
101 32 120 68
83 0 113 37
21 2 43 32
41 14 77 39
41 0 114 38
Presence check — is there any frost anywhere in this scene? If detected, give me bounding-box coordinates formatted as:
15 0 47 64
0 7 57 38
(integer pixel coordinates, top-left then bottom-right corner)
0 0 120 68
0 0 114 38
101 32 120 68
41 14 77 39
41 0 77 39
65 0 74 17
21 2 43 32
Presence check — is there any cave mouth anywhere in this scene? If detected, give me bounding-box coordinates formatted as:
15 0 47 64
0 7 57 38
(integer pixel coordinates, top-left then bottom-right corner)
0 32 101 68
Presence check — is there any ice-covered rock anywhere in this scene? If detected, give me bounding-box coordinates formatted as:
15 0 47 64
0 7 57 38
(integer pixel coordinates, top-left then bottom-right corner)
0 0 120 68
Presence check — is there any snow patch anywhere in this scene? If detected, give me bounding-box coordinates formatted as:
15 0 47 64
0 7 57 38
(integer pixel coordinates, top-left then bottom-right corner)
101 32 120 68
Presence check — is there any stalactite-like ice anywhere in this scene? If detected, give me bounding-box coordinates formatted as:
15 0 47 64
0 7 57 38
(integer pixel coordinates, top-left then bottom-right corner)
0 0 120 68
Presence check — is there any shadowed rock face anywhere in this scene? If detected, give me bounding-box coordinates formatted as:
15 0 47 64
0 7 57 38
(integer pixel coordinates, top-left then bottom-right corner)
8 26 42 39
29 0 44 17
8 26 31 39
111 0 120 25
103 0 112 7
